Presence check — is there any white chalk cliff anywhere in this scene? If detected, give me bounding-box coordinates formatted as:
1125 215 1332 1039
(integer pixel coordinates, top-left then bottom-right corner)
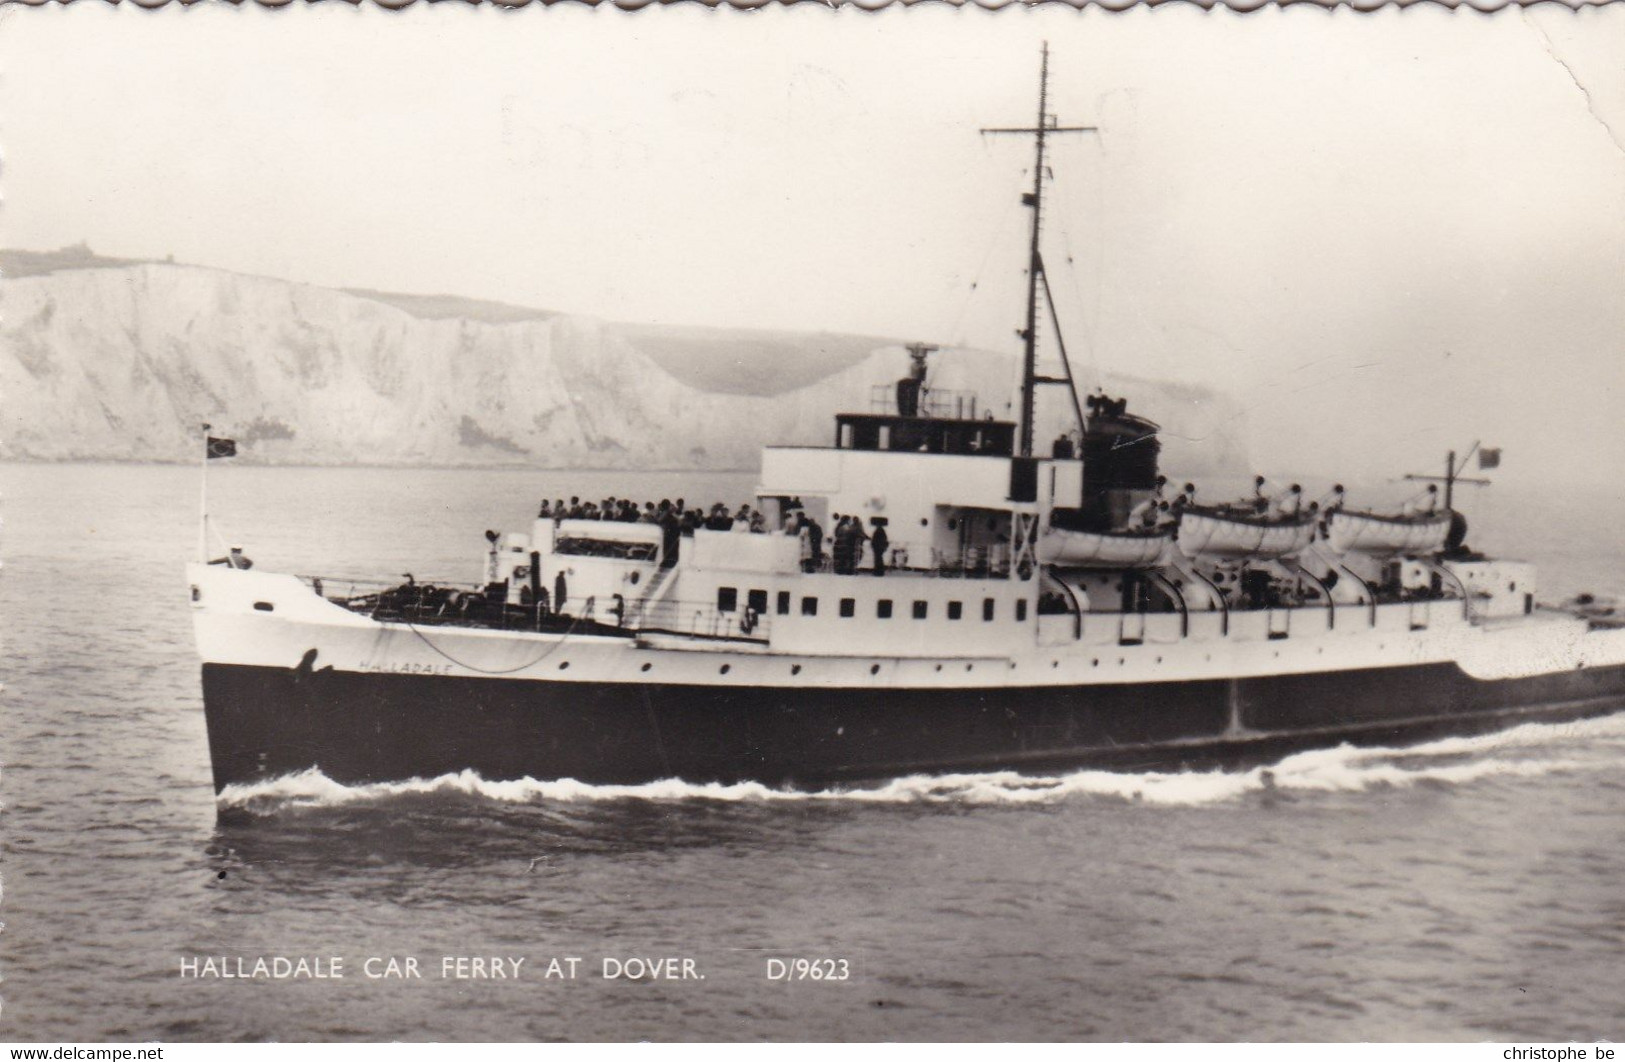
1 255 1247 476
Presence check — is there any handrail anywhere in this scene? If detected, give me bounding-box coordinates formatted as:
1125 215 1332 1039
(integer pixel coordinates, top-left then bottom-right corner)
1337 563 1378 628
1047 566 1084 640
1286 561 1336 630
1145 570 1189 638
1419 559 1473 622
636 598 771 644
1184 565 1229 636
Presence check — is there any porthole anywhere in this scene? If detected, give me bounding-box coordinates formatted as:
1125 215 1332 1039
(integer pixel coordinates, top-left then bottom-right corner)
1155 656 1162 664
1091 659 1099 667
966 664 974 672
870 664 880 675
791 664 802 675
641 662 652 672
1052 661 1059 668
934 663 943 672
720 664 731 675
558 661 570 671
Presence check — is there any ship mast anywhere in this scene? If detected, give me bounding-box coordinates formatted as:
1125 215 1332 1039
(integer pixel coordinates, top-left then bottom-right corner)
982 42 1096 458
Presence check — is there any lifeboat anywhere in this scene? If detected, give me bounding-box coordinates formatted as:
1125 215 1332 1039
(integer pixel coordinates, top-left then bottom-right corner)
1037 525 1172 569
1176 506 1315 560
1327 509 1452 557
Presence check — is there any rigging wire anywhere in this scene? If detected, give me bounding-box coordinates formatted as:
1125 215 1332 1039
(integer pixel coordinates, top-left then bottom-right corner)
402 608 587 676
1050 138 1104 394
947 172 1025 349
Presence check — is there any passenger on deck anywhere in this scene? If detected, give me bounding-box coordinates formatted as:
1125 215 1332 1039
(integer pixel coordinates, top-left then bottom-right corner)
1129 496 1158 530
209 546 254 570
659 505 680 569
1277 484 1304 520
567 496 583 519
1323 484 1346 513
1252 476 1271 516
1406 485 1441 516
538 499 552 520
732 506 752 533
1051 433 1075 459
750 510 767 534
1153 502 1177 531
797 516 814 571
871 521 890 576
807 515 825 572
832 515 854 574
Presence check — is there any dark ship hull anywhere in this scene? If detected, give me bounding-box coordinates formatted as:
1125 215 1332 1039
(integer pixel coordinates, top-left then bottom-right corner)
201 659 1625 793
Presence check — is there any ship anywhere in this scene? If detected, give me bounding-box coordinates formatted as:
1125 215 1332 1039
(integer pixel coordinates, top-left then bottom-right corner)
186 47 1625 795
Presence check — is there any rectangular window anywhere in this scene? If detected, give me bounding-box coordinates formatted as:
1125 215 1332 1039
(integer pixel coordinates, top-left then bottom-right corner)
748 589 768 614
777 590 791 616
947 600 963 621
840 597 856 618
983 598 996 621
717 587 738 613
1016 599 1028 622
877 599 893 619
801 596 818 617
912 600 928 620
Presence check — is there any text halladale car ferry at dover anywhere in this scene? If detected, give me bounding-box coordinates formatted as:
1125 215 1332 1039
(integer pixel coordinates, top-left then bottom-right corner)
188 50 1625 795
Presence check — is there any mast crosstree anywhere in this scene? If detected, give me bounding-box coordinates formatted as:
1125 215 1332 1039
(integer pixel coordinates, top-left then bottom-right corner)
981 41 1097 459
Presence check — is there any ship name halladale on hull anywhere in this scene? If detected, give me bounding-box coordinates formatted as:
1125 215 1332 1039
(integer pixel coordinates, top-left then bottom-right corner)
187 48 1625 797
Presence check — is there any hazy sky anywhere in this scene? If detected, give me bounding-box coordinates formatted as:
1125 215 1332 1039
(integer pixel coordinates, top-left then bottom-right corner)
1 4 1620 491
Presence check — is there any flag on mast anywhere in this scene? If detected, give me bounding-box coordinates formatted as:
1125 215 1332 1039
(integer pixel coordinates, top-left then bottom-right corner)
207 436 237 459
1478 447 1501 470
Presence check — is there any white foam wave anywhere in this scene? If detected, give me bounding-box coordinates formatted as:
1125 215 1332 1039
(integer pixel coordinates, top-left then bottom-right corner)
217 713 1623 813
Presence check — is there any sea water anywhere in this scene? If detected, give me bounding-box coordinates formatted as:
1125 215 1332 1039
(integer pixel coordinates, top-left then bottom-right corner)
3 463 1624 1041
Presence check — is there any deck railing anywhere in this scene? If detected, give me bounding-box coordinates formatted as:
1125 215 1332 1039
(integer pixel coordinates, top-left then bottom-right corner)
304 576 769 642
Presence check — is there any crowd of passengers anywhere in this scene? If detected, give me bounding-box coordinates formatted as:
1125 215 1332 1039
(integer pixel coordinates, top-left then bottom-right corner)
537 496 893 575
1114 475 1347 533
1116 475 1442 535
